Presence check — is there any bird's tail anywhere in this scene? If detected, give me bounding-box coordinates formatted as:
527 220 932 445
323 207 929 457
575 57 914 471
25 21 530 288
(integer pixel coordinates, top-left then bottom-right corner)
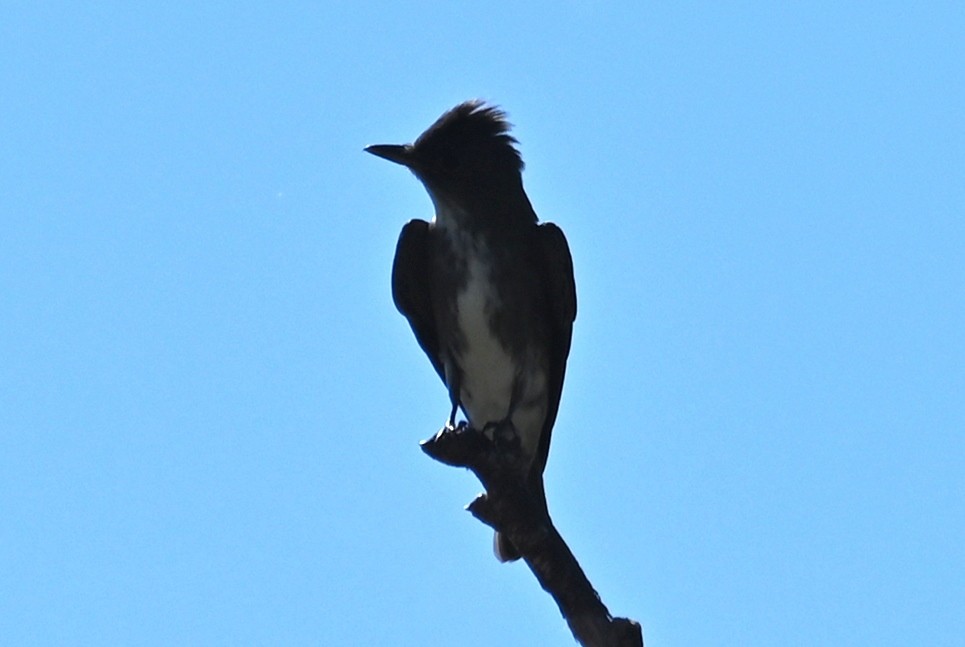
494 530 520 562
493 472 549 562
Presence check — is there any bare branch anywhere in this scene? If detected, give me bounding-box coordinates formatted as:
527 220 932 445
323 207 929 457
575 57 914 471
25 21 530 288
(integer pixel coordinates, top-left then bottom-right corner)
421 424 643 647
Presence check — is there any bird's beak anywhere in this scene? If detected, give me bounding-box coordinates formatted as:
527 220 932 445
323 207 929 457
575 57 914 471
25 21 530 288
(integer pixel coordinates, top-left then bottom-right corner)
364 144 415 168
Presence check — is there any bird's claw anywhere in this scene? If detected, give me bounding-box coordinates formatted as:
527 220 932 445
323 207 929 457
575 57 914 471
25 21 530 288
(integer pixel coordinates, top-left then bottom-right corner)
482 419 521 453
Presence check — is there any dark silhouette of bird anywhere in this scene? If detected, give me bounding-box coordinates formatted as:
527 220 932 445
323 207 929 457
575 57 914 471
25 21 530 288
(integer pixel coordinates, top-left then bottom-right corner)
366 101 576 561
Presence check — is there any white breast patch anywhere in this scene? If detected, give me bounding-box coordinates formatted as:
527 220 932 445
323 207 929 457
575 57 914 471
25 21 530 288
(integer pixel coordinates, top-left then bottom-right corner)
456 256 515 428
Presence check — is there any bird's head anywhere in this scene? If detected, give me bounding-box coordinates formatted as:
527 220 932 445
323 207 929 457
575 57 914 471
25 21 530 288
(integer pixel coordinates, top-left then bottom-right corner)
366 100 529 220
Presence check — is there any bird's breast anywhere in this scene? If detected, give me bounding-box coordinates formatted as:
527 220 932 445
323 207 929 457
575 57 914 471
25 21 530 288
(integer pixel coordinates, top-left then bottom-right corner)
442 235 548 460
453 253 517 424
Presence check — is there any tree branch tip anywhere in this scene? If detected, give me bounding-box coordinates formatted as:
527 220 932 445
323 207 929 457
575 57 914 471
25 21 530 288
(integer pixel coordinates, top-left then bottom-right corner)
611 617 644 646
419 426 645 645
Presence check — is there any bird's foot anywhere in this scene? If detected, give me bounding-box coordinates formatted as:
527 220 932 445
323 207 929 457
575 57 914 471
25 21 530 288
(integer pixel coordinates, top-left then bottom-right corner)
481 419 521 455
421 420 486 467
444 419 464 432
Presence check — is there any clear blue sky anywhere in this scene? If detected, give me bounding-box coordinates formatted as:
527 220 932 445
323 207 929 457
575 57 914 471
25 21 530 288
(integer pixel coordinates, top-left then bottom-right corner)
2 3 963 645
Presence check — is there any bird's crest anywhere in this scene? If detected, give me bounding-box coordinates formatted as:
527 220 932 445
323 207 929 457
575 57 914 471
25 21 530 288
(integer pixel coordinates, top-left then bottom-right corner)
415 100 524 172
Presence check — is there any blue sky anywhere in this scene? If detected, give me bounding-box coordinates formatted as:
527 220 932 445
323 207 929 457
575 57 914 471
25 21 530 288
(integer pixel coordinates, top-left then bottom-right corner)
2 3 963 645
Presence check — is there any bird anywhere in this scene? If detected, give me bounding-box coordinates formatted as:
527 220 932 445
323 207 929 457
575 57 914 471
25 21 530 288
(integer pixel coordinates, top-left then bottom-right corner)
365 100 576 562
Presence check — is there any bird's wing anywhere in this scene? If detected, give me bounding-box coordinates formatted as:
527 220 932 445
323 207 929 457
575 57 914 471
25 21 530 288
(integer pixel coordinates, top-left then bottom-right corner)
534 222 577 470
392 219 445 383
